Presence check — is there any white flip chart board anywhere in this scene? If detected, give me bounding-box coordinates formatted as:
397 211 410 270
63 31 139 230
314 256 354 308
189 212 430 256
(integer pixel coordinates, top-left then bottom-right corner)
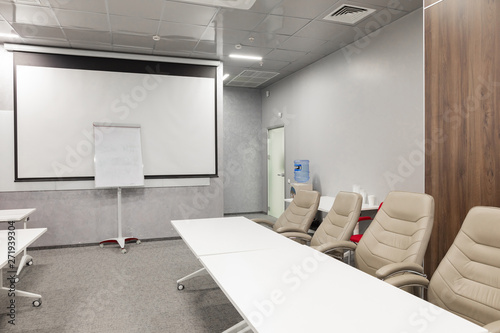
93 123 144 188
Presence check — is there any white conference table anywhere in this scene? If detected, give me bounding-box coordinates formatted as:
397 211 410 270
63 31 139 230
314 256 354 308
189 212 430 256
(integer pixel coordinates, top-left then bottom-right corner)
285 196 379 213
0 208 37 279
172 216 293 256
200 244 487 333
171 216 295 290
173 216 487 333
0 228 47 307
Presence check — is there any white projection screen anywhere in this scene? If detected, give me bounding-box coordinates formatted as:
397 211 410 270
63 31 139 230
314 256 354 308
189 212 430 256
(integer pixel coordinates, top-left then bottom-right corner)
14 52 217 181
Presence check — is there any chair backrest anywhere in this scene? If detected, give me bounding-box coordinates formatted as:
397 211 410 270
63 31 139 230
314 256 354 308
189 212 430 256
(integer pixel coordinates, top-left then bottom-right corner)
273 190 320 233
355 191 435 277
310 191 362 247
428 206 500 326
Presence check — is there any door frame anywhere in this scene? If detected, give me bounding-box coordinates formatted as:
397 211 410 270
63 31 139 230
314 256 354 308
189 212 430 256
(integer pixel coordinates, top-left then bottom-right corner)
267 125 286 217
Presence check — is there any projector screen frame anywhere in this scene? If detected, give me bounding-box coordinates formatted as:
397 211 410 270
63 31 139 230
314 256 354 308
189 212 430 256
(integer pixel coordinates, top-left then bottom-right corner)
13 51 218 182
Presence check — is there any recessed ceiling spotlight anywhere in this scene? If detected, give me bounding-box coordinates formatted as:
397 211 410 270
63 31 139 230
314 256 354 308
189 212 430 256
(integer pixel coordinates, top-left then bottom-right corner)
229 54 262 61
248 37 255 42
152 35 161 41
235 44 242 49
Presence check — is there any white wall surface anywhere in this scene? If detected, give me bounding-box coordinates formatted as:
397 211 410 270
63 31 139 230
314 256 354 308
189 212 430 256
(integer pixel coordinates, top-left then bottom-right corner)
261 9 424 205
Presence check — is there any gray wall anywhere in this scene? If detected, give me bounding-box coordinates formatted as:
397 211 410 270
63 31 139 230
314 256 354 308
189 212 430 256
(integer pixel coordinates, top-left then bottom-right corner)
223 87 265 214
0 45 224 247
261 9 424 205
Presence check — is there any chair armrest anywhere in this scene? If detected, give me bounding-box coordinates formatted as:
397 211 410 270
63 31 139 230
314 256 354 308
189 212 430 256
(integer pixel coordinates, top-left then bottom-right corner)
383 274 430 289
274 226 308 233
251 218 274 227
280 232 312 242
484 320 500 333
376 262 425 280
312 240 357 254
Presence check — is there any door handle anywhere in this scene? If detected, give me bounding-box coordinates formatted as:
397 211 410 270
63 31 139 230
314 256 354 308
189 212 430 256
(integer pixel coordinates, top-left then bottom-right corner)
277 173 285 177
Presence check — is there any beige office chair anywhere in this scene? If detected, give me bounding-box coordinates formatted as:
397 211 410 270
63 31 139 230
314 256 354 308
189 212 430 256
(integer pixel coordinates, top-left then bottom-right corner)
253 190 320 234
385 206 500 333
281 191 362 260
327 191 435 282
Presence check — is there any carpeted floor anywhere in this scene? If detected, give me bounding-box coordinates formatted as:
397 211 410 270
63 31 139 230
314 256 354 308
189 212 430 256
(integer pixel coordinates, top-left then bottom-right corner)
0 213 277 332
0 238 244 332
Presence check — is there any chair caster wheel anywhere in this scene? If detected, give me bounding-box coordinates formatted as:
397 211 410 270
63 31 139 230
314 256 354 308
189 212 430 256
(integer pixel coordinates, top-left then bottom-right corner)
99 243 104 248
136 240 141 244
121 249 127 254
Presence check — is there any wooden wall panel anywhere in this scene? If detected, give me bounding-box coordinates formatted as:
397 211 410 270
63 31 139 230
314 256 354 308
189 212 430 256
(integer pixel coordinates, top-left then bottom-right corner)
425 0 500 277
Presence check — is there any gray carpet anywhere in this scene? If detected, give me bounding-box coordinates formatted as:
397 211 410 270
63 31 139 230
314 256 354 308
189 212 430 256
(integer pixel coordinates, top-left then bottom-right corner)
0 239 243 332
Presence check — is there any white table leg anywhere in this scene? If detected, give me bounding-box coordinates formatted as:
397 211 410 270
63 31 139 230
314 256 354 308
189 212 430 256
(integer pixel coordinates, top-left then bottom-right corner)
14 219 33 279
0 269 42 306
176 267 207 290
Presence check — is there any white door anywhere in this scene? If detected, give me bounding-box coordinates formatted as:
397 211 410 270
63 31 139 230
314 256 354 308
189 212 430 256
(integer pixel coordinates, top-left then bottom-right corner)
268 127 285 218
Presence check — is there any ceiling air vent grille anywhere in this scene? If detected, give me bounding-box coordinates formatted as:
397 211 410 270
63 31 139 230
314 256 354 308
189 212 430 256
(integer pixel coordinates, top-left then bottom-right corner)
226 70 279 88
323 5 376 25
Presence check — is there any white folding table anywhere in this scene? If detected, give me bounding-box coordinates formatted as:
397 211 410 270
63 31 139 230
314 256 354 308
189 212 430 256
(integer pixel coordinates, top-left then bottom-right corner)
171 216 295 290
200 244 487 333
173 216 487 333
0 208 37 279
0 227 47 307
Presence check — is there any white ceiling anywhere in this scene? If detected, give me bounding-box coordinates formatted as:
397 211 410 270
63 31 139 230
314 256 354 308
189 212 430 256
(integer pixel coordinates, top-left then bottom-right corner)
0 0 422 88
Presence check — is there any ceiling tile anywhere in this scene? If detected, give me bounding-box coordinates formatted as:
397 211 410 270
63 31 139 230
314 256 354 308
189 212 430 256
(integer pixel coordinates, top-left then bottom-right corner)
204 28 250 45
46 0 107 14
54 9 109 30
12 22 64 38
161 2 217 26
110 15 159 35
154 38 198 53
242 32 288 49
265 48 306 62
270 0 342 19
246 0 282 13
254 15 309 36
64 28 111 44
250 58 289 71
112 45 153 55
278 36 327 52
296 20 354 41
0 0 421 89
214 8 266 31
0 3 58 26
107 0 165 20
223 43 272 59
157 21 207 41
113 33 156 48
